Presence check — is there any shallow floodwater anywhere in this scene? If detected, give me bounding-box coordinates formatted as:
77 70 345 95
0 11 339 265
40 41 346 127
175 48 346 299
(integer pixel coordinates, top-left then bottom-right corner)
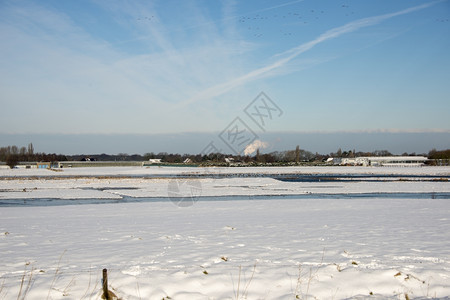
1 192 449 207
4 172 450 181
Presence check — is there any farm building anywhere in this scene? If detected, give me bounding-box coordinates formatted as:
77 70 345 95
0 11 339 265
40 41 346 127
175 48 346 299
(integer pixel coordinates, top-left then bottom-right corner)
36 162 60 169
338 156 428 167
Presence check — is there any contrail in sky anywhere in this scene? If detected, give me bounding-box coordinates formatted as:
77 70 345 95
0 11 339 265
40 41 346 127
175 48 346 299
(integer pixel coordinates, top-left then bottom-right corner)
179 1 441 108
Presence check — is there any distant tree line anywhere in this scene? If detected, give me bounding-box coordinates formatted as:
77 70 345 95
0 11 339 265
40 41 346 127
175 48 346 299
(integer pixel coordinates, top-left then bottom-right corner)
0 143 67 168
64 147 448 166
1 143 449 169
64 149 318 165
328 148 395 158
428 149 450 160
427 149 450 165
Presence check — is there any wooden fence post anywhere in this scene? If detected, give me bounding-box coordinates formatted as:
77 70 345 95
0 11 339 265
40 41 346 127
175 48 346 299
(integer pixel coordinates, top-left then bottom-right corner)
102 268 109 300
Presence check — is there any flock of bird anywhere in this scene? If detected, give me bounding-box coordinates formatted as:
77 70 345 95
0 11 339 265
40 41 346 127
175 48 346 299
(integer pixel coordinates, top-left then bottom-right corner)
135 3 449 39
238 4 355 38
136 16 155 21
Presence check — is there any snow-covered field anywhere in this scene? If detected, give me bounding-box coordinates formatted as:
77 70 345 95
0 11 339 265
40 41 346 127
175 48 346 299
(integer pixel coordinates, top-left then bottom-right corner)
2 165 450 177
0 166 449 299
1 166 449 200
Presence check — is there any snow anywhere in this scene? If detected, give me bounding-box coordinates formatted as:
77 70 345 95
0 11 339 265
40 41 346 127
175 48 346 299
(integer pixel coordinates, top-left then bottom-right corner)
0 177 448 200
0 166 449 299
1 166 449 200
1 165 450 178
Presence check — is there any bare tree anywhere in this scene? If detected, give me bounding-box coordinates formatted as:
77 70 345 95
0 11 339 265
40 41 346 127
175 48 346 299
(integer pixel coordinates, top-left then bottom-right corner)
20 146 27 156
28 143 34 156
11 145 19 155
6 155 19 169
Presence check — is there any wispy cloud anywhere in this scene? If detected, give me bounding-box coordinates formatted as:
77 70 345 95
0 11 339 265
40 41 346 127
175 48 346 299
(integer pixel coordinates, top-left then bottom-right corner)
0 0 447 136
179 1 441 108
0 0 253 133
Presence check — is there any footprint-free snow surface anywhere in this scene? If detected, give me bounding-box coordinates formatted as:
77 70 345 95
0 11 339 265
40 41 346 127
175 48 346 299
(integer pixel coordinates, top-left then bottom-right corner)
0 166 449 299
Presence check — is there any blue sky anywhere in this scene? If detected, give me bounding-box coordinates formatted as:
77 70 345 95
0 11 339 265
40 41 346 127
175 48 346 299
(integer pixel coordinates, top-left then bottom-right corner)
0 0 449 154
